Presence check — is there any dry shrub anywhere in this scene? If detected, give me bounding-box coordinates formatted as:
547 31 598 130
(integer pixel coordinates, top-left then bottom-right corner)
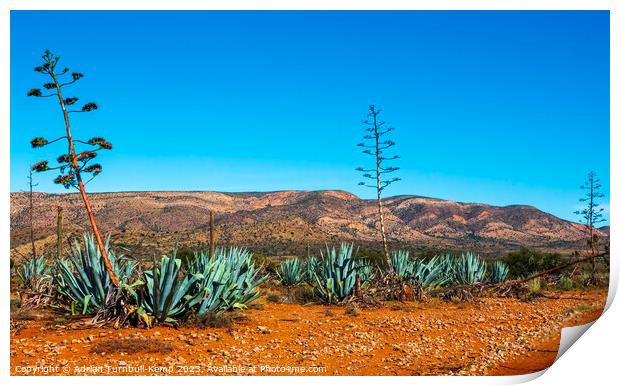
281 284 318 304
345 303 361 317
365 272 408 301
10 298 21 313
266 294 281 303
199 312 233 329
12 310 39 321
186 311 248 331
439 287 476 303
90 337 174 355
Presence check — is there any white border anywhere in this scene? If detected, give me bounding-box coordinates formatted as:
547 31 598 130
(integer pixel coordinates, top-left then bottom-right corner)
1 2 616 386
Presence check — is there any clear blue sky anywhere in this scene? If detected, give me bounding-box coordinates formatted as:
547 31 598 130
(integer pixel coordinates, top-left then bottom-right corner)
10 11 609 224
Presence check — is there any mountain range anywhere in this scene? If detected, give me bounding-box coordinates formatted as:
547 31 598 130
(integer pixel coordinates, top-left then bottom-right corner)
9 190 607 259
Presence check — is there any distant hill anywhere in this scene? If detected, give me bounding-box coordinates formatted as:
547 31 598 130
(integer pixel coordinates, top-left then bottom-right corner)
10 190 603 260
599 225 610 236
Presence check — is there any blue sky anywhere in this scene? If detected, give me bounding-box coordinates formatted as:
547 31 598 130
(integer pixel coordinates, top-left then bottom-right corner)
10 11 609 224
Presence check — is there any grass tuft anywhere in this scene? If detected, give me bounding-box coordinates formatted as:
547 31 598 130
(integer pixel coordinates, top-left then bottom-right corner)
559 276 574 291
527 277 542 296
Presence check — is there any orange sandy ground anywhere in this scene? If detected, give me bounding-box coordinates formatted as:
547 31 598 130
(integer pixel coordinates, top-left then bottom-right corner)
10 289 605 376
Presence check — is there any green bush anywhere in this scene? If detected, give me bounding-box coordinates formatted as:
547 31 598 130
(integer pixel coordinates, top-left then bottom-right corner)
528 277 542 295
503 247 563 278
559 276 574 291
176 246 196 269
357 247 388 271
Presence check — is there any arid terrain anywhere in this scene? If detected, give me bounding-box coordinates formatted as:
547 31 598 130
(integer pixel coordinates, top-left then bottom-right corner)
10 190 606 260
10 190 610 377
10 289 606 376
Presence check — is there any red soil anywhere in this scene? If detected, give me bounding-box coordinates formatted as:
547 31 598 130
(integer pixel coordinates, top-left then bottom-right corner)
10 289 605 376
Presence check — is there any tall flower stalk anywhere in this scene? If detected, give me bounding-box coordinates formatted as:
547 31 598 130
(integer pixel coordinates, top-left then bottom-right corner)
357 105 401 272
27 50 119 286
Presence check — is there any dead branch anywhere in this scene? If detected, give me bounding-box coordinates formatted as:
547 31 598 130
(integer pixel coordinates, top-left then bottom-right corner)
499 251 609 289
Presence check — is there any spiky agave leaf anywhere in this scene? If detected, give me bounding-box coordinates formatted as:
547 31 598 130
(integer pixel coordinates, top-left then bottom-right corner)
356 258 375 283
452 252 487 285
54 233 137 314
410 255 450 289
187 247 268 315
304 255 319 284
140 251 203 323
391 250 414 279
277 257 305 286
17 257 52 289
190 259 238 315
312 243 358 303
490 260 509 283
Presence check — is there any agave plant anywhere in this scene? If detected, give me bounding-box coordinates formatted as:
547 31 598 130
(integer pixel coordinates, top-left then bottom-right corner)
304 255 319 283
390 250 450 289
277 257 305 286
141 252 203 324
391 250 413 278
356 259 375 283
55 233 137 314
190 258 241 315
452 252 487 285
17 256 52 288
410 255 451 289
490 260 509 283
215 247 267 307
189 247 268 314
185 248 220 275
312 243 358 303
